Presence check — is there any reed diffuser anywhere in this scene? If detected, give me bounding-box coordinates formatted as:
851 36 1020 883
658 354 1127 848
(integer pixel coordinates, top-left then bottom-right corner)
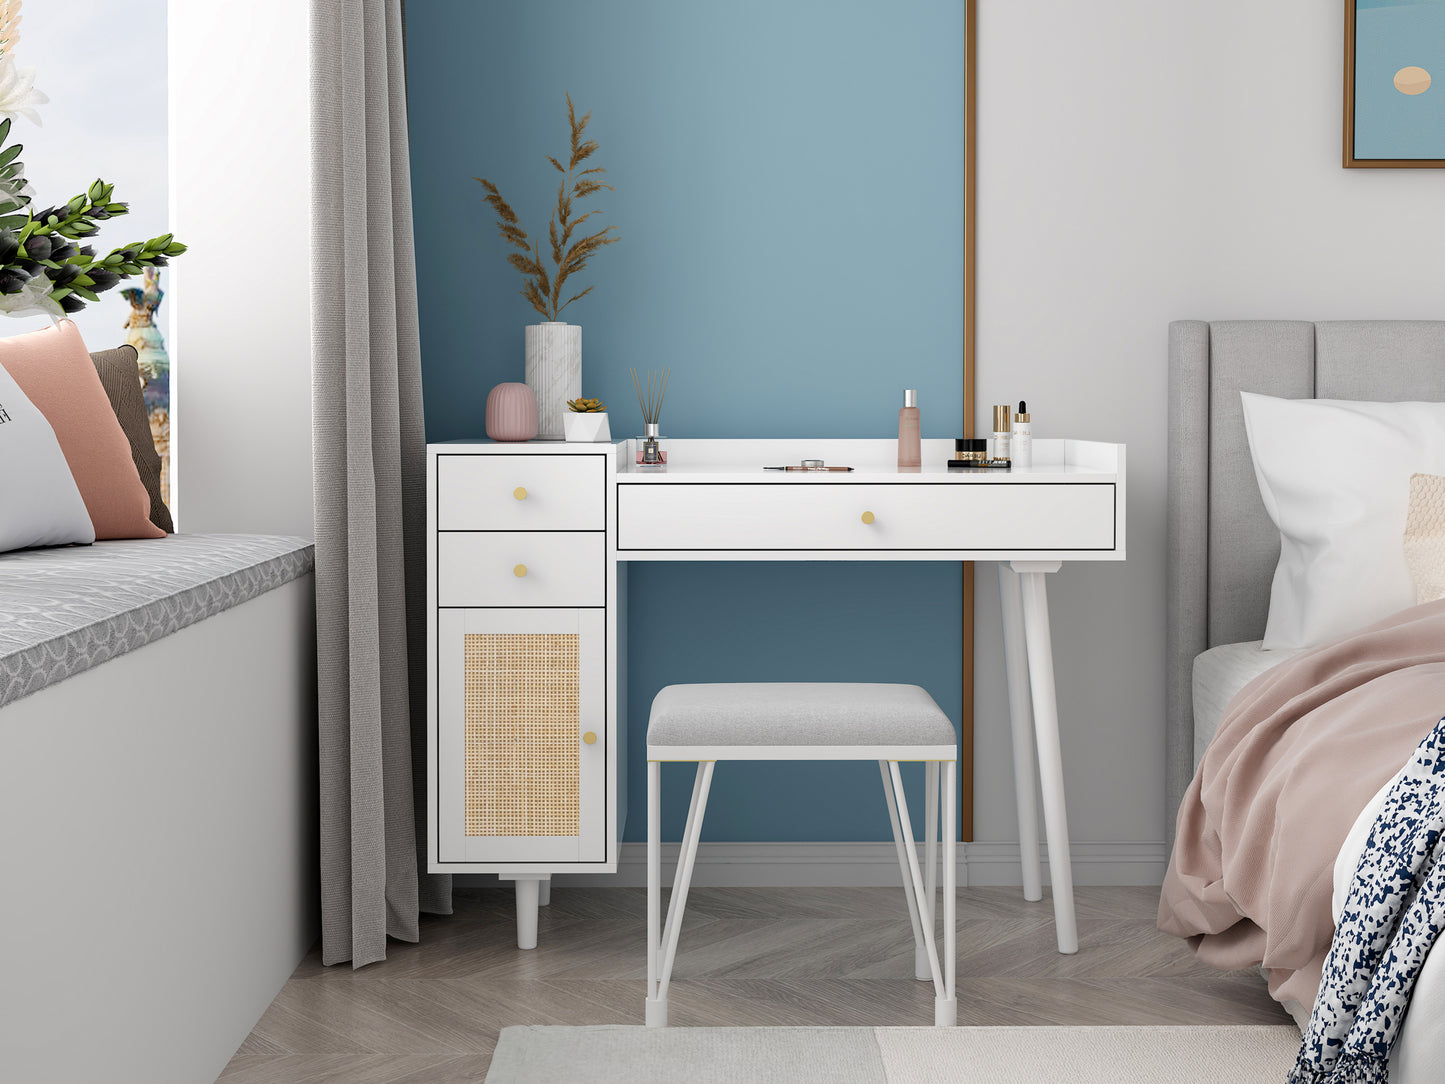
630 367 670 468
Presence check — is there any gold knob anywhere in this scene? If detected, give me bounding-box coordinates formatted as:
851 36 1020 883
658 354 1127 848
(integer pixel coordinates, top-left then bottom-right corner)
514 486 527 500
513 564 527 577
861 511 875 525
583 731 597 745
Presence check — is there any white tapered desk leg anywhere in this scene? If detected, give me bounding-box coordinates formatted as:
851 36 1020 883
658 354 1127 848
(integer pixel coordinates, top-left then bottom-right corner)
1014 561 1078 955
998 564 1043 902
538 876 551 907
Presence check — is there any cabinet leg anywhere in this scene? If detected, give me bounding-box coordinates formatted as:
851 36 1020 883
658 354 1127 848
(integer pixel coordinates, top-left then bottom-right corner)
514 877 542 950
538 876 551 907
1016 564 1078 955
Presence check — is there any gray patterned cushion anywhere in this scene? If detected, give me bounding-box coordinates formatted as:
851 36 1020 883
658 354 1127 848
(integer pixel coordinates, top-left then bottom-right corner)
0 533 314 708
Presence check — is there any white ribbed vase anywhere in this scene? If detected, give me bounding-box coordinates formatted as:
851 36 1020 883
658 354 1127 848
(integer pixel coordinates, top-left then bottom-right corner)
524 322 581 440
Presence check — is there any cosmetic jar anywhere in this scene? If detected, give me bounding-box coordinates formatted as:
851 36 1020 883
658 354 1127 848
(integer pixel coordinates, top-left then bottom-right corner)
948 438 988 468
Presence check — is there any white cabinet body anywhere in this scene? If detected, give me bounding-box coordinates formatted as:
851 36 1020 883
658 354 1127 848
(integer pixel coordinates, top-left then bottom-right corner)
427 442 623 885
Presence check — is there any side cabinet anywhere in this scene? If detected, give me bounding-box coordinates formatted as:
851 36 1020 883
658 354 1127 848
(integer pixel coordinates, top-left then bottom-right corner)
427 442 620 947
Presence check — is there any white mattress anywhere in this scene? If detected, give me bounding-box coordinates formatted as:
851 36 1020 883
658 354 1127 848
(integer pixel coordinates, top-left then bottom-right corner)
1191 640 1304 770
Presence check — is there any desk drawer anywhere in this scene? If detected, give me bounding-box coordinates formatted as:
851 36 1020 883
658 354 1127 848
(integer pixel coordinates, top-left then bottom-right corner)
439 532 605 606
617 483 1115 552
437 454 605 531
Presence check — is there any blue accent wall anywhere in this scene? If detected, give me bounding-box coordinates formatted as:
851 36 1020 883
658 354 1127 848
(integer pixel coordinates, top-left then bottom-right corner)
406 0 966 842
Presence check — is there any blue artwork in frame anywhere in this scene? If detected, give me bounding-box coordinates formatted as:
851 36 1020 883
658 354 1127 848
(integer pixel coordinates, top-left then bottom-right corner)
1347 0 1445 166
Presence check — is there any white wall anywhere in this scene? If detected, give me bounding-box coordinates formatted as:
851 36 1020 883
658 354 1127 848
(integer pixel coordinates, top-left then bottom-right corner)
169 1 314 539
971 1 1445 857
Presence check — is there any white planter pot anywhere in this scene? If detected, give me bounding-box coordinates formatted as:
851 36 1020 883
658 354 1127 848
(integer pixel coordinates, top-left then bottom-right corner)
563 412 611 443
525 322 581 440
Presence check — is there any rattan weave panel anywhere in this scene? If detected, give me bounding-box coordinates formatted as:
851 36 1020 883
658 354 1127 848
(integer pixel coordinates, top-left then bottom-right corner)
464 633 580 837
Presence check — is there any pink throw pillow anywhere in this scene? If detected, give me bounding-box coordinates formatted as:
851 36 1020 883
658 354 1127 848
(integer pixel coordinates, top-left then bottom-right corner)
0 320 164 540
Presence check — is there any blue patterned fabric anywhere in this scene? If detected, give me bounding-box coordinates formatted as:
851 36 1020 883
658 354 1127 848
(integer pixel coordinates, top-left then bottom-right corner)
0 533 314 708
1290 718 1445 1084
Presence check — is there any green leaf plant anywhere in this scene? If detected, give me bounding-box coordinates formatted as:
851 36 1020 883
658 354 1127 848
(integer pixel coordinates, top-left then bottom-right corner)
475 94 618 322
0 117 186 317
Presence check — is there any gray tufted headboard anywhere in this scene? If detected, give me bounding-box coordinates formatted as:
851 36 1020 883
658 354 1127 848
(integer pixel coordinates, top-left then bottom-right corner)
1165 320 1445 837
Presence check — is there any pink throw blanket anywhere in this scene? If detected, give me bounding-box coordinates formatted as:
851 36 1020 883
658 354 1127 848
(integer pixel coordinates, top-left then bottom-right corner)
1159 600 1445 1009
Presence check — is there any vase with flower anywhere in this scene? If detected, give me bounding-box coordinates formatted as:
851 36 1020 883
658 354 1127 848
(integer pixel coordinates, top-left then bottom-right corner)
477 94 617 440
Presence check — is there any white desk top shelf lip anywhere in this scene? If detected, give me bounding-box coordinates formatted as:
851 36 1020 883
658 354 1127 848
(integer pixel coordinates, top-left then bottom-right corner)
615 438 1121 484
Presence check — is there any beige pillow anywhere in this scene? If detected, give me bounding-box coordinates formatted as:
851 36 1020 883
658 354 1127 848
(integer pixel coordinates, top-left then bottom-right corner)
1404 473 1445 604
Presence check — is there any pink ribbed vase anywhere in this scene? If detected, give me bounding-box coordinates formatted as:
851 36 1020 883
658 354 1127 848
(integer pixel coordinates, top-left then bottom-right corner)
485 382 537 442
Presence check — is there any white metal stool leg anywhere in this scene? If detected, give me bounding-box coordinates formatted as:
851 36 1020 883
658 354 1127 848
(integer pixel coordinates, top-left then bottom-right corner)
881 760 930 977
887 761 953 1026
917 762 939 981
646 760 715 1027
646 761 662 1025
940 759 957 1026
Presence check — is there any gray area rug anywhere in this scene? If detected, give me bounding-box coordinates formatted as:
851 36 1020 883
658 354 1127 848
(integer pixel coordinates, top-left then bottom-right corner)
485 1024 1302 1083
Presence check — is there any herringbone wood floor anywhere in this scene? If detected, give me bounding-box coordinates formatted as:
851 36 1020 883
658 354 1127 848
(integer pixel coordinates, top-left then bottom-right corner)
217 885 1290 1083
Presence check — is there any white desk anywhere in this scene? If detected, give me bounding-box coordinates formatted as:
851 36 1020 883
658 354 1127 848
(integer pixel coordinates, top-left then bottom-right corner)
427 437 1126 954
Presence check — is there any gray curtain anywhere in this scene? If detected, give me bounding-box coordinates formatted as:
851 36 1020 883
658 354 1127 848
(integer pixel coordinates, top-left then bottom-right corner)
311 0 451 969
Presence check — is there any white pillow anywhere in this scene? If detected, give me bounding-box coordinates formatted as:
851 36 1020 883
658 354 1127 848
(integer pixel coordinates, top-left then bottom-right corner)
1241 392 1445 649
0 363 94 551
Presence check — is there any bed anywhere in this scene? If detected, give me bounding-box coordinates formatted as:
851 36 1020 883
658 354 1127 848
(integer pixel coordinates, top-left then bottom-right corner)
0 533 318 1084
1163 319 1445 1081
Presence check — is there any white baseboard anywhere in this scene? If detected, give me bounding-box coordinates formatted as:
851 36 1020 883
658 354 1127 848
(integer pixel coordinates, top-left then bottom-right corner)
453 840 1169 890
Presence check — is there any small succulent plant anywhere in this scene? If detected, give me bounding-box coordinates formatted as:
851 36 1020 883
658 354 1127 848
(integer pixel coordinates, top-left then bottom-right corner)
566 397 605 413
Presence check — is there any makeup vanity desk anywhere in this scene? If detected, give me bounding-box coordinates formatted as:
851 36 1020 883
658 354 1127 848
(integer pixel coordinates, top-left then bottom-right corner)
427 437 1126 955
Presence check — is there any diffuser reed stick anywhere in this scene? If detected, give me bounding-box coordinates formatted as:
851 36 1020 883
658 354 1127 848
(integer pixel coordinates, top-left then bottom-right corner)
630 367 669 425
630 367 670 466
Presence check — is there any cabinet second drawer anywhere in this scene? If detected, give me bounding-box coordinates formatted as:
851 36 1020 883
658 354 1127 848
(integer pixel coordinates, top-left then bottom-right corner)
438 532 605 607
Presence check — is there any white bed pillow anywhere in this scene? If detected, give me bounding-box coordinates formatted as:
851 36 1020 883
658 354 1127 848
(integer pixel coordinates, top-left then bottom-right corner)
0 363 94 551
1241 392 1445 649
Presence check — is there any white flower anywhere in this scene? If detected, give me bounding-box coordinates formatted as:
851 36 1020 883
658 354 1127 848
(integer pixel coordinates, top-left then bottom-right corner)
0 273 62 319
0 171 32 214
0 55 45 126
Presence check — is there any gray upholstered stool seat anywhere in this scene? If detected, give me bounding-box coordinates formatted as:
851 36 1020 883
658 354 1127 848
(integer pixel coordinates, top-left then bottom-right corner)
644 681 958 1029
647 682 957 756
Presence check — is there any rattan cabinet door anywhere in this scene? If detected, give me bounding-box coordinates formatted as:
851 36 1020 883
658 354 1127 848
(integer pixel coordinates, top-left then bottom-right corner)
436 608 605 864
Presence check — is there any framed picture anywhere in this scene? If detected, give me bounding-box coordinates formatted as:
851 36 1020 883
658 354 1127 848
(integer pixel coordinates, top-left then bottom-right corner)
1345 0 1445 167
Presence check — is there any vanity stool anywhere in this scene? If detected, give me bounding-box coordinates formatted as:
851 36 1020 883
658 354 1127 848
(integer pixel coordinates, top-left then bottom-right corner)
643 682 958 1028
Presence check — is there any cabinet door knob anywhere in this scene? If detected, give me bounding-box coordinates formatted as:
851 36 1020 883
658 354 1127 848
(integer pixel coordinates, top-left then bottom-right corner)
514 486 528 500
861 511 875 525
513 564 527 578
582 731 597 745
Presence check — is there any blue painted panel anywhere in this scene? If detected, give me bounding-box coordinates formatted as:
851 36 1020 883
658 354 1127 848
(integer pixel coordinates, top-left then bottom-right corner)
1355 3 1445 160
406 0 967 841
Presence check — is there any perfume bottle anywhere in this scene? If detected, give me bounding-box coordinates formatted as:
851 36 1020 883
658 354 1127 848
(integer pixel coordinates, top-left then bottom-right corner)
898 389 921 469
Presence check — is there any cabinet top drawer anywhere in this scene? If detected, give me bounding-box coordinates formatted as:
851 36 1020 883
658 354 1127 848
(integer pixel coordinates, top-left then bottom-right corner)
436 453 605 531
